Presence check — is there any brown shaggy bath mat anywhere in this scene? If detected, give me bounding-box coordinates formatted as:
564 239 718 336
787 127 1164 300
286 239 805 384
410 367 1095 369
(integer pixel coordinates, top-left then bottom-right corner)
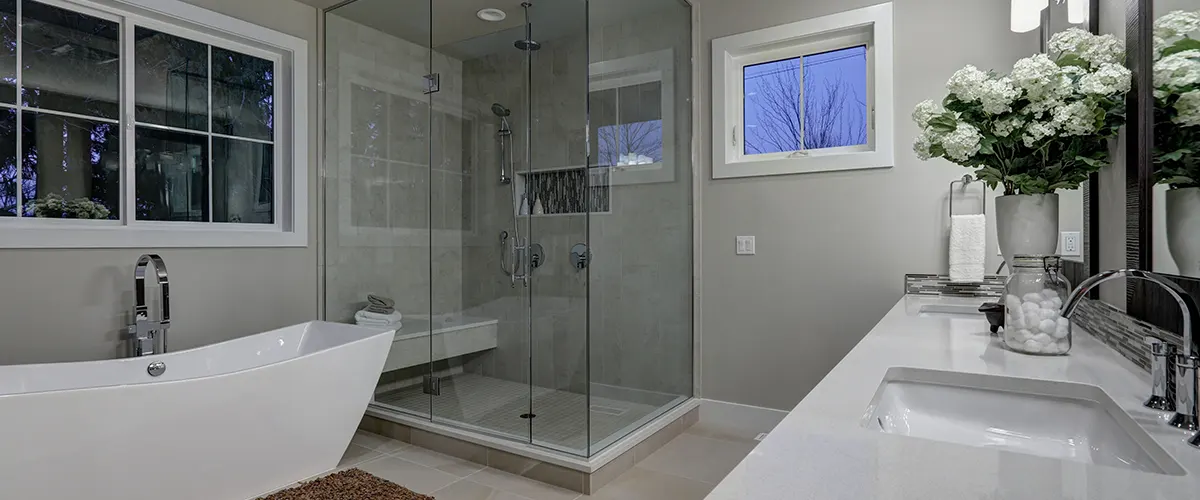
258 468 434 500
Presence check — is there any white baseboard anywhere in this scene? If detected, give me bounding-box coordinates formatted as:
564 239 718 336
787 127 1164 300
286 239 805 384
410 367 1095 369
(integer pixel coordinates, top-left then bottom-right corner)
699 399 789 434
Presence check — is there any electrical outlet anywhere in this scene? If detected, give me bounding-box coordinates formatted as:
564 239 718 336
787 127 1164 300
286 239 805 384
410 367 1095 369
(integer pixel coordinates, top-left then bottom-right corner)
1061 231 1081 256
736 236 756 255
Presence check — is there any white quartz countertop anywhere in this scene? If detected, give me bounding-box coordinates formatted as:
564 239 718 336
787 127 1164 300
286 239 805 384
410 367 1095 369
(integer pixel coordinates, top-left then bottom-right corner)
705 295 1200 499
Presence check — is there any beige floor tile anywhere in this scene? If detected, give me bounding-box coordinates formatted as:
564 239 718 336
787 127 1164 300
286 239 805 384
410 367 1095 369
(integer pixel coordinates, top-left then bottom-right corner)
584 467 714 500
636 433 756 484
466 467 581 500
393 445 487 477
352 430 411 453
432 479 538 500
682 421 766 445
338 443 384 468
356 456 461 494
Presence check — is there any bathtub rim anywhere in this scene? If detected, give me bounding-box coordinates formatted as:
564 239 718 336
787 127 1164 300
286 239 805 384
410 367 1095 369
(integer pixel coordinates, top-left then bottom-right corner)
0 321 395 398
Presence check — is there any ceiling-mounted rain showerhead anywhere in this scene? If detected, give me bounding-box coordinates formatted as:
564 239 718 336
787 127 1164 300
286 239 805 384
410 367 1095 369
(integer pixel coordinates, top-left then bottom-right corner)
515 2 541 51
491 103 510 117
514 39 541 51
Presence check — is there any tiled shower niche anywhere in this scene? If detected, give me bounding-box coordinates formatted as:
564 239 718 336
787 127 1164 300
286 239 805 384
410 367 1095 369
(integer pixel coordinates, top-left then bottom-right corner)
517 167 610 215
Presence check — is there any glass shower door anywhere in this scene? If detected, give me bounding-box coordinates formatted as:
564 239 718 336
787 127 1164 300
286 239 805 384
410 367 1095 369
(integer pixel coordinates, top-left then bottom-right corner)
424 3 535 447
322 0 435 421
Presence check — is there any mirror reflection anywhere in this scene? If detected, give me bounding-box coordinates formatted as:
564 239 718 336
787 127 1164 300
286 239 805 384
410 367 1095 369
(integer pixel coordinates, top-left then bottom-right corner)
1153 1 1200 277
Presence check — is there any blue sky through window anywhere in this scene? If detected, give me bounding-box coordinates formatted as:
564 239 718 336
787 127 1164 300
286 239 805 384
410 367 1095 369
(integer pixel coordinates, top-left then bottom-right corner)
743 45 867 155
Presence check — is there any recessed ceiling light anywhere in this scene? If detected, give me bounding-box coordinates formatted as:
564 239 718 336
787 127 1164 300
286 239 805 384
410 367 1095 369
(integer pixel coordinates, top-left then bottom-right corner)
476 8 507 22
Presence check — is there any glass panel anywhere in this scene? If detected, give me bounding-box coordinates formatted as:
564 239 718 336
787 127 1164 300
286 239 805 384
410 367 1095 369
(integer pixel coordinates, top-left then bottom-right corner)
134 27 208 131
134 127 207 221
324 0 433 422
588 0 693 455
589 88 617 167
390 162 427 229
21 0 120 119
743 57 802 155
428 5 536 445
0 0 17 104
0 109 16 215
527 0 590 456
211 47 273 141
616 81 663 164
387 93 429 165
348 156 387 228
212 137 273 224
21 111 118 219
350 83 387 158
802 45 868 149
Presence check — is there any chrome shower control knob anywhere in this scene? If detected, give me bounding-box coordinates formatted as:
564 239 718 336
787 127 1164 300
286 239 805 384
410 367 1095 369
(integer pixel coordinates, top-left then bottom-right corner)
147 361 166 377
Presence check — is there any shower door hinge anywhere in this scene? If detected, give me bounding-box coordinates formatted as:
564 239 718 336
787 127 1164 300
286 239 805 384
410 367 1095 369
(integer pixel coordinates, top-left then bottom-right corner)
422 374 441 396
424 73 440 94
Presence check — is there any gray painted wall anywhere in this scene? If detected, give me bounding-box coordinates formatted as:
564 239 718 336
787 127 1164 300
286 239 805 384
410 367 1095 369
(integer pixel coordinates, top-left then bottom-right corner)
0 0 319 365
697 0 1040 410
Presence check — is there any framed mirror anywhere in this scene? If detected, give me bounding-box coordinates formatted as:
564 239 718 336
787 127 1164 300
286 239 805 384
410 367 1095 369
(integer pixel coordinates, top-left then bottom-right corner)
1128 0 1200 330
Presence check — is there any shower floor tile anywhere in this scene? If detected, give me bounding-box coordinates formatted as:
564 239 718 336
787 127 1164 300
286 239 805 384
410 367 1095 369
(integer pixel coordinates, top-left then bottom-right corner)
374 373 663 453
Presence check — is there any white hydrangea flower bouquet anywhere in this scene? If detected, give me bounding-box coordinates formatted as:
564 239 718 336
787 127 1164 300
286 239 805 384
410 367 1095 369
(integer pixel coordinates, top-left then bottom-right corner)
1152 10 1200 188
913 28 1130 195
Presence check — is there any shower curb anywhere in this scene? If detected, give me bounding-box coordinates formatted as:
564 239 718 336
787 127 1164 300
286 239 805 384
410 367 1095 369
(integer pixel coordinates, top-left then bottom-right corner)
360 400 699 494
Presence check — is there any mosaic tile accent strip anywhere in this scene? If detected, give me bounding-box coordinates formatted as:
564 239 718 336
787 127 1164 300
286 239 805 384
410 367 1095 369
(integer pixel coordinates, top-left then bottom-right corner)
1070 298 1182 372
522 168 609 215
904 274 1006 297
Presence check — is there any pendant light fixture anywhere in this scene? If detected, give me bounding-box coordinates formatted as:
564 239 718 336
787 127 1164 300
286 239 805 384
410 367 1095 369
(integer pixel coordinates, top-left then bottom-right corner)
1011 0 1049 33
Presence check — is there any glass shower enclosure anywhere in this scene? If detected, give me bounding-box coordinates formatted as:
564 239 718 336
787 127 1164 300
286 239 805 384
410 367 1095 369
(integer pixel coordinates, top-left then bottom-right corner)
322 0 693 457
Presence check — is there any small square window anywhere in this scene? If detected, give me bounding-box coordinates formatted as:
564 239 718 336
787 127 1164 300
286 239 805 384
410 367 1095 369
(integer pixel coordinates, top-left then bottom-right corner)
712 3 893 179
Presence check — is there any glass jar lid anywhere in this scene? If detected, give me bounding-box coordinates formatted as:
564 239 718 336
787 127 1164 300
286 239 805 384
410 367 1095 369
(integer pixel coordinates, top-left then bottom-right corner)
1011 254 1062 269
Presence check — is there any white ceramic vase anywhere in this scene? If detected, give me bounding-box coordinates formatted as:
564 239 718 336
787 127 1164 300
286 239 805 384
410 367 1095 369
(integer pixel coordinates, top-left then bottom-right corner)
1166 187 1200 276
996 193 1060 266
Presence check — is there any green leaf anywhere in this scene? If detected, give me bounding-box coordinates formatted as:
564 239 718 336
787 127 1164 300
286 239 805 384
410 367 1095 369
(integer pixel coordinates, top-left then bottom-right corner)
928 115 957 133
1163 38 1200 57
1056 54 1088 68
1157 148 1194 163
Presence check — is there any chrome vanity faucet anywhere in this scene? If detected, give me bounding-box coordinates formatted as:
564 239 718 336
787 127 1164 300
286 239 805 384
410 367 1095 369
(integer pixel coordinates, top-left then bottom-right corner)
1061 269 1200 447
126 254 170 357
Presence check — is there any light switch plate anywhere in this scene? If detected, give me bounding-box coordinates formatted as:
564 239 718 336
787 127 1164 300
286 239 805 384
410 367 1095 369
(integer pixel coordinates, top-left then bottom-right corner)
736 236 755 255
1061 231 1081 256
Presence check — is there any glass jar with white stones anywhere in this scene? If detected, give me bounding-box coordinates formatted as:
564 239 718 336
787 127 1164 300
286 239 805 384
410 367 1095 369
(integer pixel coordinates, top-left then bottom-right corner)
1002 255 1072 355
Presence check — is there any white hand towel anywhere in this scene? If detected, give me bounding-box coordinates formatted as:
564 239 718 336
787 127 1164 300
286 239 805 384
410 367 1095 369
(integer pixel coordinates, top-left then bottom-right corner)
355 309 403 324
357 319 402 329
949 213 987 283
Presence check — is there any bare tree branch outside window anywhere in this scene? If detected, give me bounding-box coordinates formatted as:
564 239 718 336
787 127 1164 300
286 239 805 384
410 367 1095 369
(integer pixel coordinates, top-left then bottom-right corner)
743 46 868 155
597 120 663 166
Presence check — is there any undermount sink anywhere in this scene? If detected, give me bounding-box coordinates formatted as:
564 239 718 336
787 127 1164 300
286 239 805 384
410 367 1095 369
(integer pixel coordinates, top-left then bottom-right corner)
862 367 1185 475
917 303 985 317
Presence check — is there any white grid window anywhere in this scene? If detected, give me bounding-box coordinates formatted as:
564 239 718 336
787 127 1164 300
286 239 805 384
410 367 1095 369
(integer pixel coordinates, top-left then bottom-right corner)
0 0 307 248
712 3 894 179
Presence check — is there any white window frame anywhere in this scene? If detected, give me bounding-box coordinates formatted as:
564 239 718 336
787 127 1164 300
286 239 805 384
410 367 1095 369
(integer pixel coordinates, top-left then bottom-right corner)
589 48 675 186
711 2 893 179
0 0 308 248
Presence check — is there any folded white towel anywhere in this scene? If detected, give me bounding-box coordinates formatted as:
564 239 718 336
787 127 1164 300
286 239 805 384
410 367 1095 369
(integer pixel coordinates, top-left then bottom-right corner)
357 319 402 329
355 309 403 323
949 213 986 283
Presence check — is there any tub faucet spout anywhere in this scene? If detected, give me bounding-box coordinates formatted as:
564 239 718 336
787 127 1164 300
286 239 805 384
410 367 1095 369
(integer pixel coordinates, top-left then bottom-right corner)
127 254 169 357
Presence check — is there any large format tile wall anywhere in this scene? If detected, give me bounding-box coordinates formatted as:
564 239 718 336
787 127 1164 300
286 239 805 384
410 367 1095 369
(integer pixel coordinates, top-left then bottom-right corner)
459 5 693 398
324 15 467 323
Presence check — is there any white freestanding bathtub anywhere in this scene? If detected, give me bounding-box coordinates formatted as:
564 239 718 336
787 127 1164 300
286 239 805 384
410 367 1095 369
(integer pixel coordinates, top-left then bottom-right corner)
0 321 395 500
